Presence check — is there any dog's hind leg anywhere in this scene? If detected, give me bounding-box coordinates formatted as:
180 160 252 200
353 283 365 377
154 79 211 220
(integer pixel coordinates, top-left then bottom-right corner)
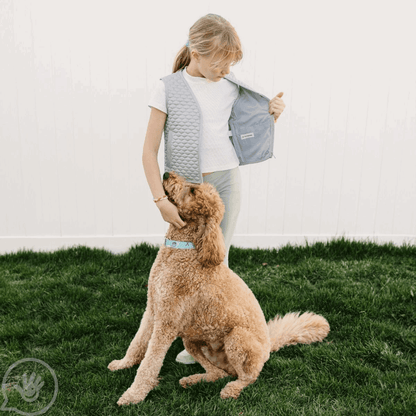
108 308 154 371
179 339 232 389
220 327 269 400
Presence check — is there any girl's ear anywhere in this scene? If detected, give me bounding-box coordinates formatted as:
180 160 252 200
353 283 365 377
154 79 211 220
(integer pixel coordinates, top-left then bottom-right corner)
194 216 226 267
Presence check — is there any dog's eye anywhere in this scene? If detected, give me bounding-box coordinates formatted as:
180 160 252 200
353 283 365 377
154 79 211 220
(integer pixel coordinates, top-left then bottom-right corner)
190 188 195 194
165 190 169 196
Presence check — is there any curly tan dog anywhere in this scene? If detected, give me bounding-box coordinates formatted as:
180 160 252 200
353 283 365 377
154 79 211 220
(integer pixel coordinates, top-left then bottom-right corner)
108 172 330 405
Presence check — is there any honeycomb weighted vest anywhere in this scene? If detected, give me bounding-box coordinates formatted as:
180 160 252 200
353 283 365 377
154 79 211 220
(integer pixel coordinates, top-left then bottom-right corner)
161 68 275 183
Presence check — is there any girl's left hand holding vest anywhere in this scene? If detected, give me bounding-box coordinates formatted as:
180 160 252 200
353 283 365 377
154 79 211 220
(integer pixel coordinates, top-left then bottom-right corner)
269 92 286 123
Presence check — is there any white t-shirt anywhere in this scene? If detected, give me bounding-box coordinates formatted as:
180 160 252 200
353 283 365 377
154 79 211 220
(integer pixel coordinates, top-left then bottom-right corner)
148 66 240 173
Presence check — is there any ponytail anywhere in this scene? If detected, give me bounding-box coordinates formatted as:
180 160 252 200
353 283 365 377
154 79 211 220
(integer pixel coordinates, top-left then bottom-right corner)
172 45 192 73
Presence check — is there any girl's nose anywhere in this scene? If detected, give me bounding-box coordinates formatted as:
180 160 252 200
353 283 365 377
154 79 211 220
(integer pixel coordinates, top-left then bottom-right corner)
222 67 230 76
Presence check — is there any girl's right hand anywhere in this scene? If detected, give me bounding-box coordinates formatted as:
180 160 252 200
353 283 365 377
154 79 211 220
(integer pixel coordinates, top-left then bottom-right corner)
156 199 187 228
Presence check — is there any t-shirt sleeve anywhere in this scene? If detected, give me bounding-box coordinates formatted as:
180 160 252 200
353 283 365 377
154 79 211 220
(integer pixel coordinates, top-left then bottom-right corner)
148 80 167 114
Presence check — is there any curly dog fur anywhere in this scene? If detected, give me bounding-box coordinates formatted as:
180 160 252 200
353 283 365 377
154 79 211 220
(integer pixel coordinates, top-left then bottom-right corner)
108 172 330 405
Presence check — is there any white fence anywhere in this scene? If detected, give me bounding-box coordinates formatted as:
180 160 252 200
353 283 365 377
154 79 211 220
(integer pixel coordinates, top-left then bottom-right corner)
1 0 415 254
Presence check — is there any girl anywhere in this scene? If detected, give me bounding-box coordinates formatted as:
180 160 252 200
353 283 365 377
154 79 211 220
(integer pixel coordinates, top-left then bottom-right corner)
142 13 285 365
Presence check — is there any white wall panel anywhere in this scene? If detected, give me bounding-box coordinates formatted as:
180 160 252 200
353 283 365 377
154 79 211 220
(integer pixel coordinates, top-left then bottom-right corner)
284 76 310 235
0 0 21 237
302 77 331 236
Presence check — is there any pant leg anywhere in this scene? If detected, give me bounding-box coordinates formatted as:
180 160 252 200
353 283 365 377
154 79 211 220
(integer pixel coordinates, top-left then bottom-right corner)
203 167 241 267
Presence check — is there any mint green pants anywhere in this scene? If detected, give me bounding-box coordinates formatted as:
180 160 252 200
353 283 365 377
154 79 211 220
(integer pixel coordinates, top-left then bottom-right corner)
202 167 241 267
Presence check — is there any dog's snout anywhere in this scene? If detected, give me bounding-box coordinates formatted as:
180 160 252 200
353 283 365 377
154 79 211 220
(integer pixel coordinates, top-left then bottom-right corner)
163 172 169 180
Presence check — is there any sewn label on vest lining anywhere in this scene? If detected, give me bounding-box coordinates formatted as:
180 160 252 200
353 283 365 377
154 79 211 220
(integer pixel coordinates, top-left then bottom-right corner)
241 133 254 140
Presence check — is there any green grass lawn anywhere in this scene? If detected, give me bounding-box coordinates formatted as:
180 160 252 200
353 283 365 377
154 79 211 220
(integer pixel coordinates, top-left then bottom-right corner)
0 237 415 415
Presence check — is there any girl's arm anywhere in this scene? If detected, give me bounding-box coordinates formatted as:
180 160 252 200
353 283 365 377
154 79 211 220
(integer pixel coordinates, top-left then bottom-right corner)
142 107 167 200
142 107 186 229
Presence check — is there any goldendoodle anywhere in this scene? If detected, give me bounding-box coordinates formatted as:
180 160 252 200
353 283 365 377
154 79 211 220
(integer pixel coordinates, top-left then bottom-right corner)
108 171 330 405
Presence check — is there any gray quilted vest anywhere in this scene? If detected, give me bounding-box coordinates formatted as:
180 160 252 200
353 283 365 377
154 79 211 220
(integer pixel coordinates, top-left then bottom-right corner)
161 67 275 183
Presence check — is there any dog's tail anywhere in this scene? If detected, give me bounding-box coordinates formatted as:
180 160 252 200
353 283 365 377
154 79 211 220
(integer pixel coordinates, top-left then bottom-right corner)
267 312 330 353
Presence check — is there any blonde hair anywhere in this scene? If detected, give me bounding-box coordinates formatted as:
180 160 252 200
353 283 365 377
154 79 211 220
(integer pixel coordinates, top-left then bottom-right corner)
172 13 243 73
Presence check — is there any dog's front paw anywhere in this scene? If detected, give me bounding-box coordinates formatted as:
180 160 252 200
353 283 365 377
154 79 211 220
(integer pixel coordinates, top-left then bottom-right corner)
108 358 134 371
117 387 145 406
220 381 241 400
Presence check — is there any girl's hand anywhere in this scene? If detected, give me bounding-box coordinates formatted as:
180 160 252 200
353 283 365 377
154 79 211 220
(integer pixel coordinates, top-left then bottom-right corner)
156 198 187 229
269 92 286 123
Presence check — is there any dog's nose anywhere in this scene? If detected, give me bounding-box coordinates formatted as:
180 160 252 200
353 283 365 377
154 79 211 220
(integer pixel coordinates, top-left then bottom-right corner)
163 172 169 180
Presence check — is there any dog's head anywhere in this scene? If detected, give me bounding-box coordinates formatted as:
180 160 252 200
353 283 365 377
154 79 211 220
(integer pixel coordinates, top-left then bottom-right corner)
162 171 226 267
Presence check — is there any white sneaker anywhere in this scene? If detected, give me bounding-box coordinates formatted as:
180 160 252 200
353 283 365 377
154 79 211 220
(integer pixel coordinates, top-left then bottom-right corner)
176 348 196 364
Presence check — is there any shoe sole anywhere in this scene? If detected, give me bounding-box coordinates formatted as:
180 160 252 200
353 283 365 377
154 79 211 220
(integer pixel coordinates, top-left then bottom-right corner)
175 358 196 364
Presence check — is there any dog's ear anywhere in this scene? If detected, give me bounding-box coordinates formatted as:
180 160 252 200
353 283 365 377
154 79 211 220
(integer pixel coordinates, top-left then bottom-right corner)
194 203 226 268
194 216 226 267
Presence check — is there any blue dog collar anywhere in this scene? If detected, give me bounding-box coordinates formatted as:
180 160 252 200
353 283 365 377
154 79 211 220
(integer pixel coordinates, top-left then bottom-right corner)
165 238 195 249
